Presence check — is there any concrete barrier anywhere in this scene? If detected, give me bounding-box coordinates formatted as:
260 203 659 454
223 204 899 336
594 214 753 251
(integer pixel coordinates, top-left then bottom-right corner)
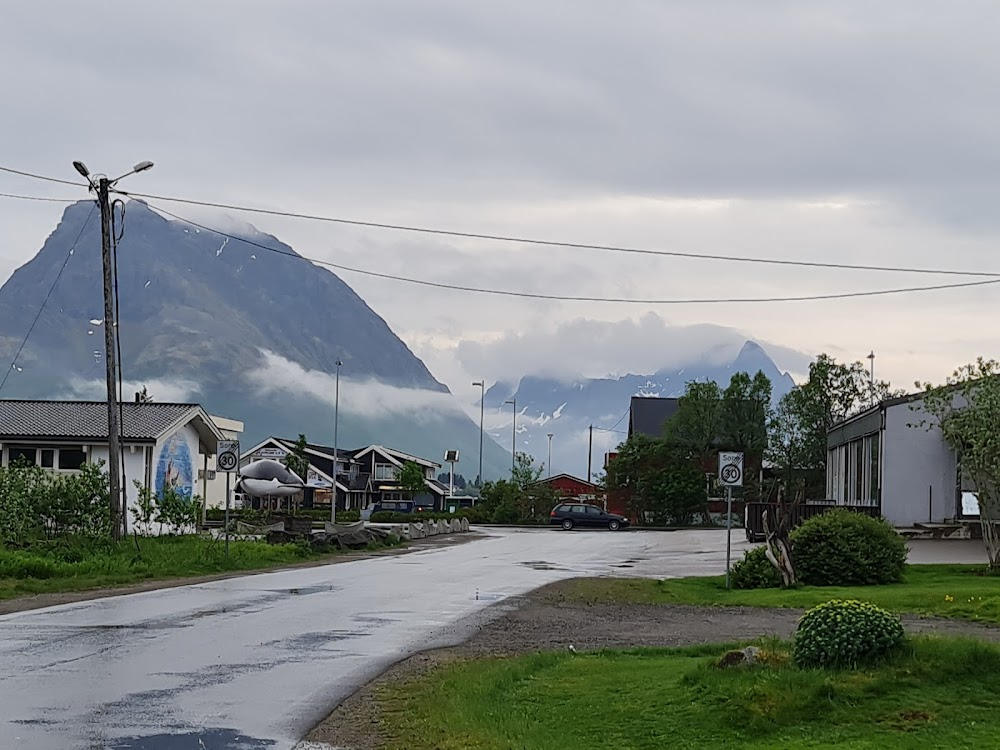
460 517 470 532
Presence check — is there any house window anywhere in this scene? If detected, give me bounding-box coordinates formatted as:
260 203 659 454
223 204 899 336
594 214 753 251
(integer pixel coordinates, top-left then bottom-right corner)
375 464 398 481
8 446 37 466
58 448 87 471
40 449 55 468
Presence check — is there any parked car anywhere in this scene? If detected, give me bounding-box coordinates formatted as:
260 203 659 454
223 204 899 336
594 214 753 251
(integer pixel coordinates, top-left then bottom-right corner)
550 502 630 531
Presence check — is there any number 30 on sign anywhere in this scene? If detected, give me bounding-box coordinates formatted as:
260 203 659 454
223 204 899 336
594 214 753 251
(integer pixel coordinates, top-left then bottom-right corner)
718 451 744 487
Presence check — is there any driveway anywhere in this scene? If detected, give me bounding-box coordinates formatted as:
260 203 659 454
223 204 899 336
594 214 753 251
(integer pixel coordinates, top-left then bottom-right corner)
0 527 980 749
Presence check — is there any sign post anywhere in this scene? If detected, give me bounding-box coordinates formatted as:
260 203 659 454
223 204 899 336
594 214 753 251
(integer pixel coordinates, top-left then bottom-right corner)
718 451 744 590
217 439 240 558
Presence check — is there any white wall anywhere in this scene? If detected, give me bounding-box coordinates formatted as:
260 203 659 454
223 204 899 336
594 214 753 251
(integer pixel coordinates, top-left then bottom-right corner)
882 401 958 527
88 444 151 524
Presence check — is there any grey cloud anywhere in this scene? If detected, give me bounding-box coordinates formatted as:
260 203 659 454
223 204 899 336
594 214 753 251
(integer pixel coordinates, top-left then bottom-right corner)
455 313 813 383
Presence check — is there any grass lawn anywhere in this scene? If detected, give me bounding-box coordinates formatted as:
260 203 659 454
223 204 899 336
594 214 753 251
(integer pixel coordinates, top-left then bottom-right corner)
554 565 1000 623
376 637 1000 749
0 535 394 600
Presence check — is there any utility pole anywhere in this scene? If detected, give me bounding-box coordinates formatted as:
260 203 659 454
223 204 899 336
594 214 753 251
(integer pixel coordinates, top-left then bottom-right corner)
332 359 342 524
547 433 553 478
73 160 153 542
587 424 593 482
473 380 485 488
98 176 122 542
505 397 517 475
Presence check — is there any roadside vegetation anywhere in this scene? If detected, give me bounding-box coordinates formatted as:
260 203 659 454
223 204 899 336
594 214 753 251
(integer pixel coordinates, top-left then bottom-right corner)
375 636 1000 749
548 565 1000 623
0 459 400 602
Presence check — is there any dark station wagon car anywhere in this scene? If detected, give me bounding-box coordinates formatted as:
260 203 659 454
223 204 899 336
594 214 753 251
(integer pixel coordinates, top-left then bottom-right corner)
549 502 630 531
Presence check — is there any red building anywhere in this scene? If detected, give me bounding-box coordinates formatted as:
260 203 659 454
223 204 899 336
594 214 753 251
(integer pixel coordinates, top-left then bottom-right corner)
532 473 603 502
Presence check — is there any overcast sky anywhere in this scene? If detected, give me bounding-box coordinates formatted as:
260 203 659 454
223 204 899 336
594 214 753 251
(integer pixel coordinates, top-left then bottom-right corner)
3 1 1000 405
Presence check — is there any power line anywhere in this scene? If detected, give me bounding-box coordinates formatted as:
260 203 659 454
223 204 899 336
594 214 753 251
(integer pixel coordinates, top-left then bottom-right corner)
116 189 1000 279
0 191 76 203
0 203 97 393
142 200 1000 305
5 161 1000 279
0 165 86 188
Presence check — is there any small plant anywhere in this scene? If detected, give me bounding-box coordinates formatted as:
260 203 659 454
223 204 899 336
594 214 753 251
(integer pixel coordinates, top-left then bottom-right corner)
794 599 904 669
730 546 781 589
792 509 908 586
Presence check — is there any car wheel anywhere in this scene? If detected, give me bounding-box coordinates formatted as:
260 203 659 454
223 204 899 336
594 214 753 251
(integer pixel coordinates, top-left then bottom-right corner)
561 518 574 530
608 519 620 531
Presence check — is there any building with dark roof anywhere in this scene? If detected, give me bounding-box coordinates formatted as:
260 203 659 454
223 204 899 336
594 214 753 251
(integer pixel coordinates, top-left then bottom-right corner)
627 396 680 439
0 400 228 524
240 437 448 511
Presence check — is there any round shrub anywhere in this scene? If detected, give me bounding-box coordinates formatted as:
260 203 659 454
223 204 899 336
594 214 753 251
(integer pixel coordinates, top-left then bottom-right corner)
731 546 780 589
794 599 904 668
792 509 907 586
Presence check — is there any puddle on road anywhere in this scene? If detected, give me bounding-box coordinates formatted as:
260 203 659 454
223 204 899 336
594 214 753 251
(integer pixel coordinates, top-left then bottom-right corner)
264 585 337 596
519 560 568 571
475 591 507 602
107 728 276 749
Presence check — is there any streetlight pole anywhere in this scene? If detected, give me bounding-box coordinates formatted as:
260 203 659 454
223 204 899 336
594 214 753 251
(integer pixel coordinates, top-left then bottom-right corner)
547 433 553 478
472 380 485 488
72 160 153 542
505 398 516 475
867 351 876 406
332 359 342 524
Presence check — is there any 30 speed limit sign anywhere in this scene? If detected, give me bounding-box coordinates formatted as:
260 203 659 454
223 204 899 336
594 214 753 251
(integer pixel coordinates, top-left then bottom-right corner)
718 451 744 487
217 440 240 473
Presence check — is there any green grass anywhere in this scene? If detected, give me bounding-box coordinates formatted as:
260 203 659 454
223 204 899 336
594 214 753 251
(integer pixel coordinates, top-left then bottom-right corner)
377 637 1000 749
553 565 1000 623
0 534 398 600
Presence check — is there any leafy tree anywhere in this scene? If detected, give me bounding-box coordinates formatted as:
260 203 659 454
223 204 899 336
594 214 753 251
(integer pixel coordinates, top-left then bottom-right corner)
665 380 723 468
477 453 556 523
512 451 543 489
282 434 310 481
762 354 902 585
399 461 428 500
605 434 705 525
920 359 1000 568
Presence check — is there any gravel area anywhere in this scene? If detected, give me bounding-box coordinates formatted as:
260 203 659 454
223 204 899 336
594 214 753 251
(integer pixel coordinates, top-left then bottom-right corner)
305 577 1000 750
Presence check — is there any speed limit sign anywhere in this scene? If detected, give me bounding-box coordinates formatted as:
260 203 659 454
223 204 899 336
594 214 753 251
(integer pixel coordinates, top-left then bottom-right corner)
718 452 744 487
217 440 240 473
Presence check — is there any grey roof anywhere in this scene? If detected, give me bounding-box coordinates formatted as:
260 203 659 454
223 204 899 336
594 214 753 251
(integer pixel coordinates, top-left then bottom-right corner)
628 397 680 438
0 400 202 442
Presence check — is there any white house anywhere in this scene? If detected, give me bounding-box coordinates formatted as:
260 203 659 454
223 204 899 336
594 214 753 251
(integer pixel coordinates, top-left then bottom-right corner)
0 400 226 523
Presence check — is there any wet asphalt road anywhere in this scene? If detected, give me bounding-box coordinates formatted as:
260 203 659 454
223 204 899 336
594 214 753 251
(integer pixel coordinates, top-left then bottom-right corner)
0 527 743 749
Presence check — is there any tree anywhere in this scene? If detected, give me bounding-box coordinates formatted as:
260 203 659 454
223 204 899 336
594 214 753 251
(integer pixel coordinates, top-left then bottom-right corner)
762 353 902 585
920 359 1000 568
282 434 310 481
399 461 428 501
437 472 467 490
605 434 705 525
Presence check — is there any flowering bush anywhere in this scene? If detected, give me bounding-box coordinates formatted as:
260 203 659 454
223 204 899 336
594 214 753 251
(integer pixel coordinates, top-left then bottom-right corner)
794 599 905 668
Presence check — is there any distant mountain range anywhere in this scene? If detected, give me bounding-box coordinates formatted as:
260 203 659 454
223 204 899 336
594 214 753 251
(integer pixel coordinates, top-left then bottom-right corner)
481 341 796 479
0 201 512 479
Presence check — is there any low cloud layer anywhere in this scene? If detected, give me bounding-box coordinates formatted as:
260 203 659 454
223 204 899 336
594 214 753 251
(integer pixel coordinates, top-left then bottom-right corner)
246 350 460 420
62 377 201 404
454 314 813 385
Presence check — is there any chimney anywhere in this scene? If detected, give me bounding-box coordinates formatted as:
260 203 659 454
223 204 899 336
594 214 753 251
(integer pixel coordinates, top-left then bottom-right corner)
135 392 141 403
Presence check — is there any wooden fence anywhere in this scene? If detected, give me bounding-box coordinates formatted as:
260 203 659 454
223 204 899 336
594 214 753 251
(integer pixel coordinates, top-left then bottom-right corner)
744 501 882 542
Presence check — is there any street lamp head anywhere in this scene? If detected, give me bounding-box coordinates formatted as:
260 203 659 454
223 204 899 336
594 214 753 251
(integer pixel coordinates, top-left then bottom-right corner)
547 433 553 439
505 399 515 405
472 380 483 387
72 161 90 178
133 160 154 173
335 359 343 367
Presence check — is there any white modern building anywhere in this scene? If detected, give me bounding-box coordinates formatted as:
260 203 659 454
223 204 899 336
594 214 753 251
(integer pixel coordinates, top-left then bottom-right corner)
826 393 972 528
